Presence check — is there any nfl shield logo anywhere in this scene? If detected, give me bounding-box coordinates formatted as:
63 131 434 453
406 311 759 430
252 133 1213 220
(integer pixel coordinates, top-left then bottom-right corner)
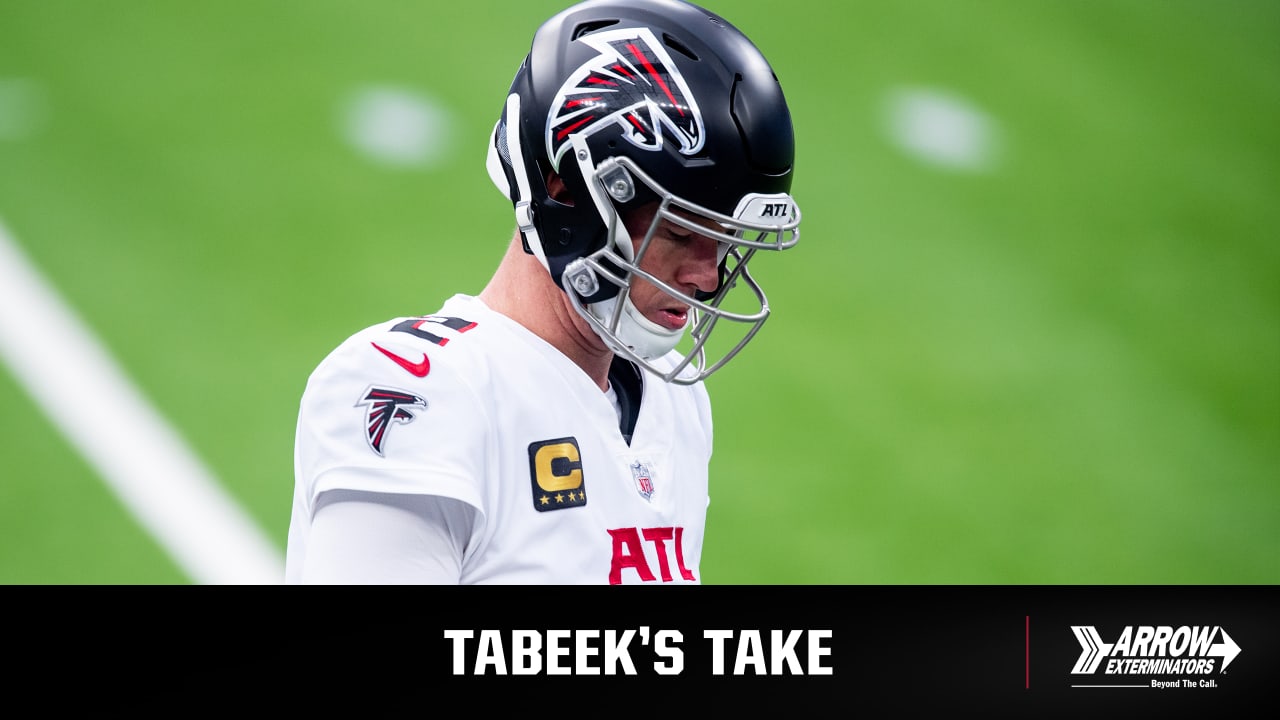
631 461 655 501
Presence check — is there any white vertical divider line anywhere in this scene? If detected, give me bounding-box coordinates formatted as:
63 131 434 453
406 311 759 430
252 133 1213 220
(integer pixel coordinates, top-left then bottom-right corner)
0 217 284 584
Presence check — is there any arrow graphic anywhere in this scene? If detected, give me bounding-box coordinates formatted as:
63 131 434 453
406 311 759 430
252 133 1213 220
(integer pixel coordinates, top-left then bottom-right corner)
1209 628 1242 672
1071 626 1113 674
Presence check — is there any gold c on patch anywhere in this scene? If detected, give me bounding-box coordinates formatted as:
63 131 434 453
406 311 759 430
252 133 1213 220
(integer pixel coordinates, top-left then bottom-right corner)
528 437 588 512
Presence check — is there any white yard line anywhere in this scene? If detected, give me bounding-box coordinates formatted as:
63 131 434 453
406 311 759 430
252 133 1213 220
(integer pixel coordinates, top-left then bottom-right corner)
0 216 284 584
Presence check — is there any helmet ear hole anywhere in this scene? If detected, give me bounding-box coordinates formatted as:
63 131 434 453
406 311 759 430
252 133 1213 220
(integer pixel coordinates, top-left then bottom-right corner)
545 171 575 206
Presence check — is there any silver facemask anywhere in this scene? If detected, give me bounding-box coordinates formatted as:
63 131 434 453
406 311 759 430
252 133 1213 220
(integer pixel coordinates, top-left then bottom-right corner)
561 137 800 385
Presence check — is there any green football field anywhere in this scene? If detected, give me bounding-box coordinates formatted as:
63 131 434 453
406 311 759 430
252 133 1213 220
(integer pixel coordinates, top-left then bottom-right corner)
0 0 1275 584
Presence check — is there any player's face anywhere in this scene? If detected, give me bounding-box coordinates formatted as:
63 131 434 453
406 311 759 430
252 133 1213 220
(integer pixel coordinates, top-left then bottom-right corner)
622 204 721 332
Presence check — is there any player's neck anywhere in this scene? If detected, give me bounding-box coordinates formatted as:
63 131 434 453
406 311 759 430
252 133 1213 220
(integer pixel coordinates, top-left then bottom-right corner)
480 234 614 391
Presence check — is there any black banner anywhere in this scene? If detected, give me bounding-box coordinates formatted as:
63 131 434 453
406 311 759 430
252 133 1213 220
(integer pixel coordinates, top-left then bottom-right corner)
7 585 1275 711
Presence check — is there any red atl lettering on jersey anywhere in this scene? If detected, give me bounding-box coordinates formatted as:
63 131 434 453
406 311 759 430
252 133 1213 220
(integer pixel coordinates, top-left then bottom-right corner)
607 526 696 585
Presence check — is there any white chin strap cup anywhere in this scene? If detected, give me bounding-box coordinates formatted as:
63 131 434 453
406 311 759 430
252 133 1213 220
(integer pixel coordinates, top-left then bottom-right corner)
587 295 683 361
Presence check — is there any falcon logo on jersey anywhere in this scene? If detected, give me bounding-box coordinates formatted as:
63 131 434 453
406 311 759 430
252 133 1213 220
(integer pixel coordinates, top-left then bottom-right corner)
630 460 655 501
529 437 587 512
356 386 427 456
546 26 705 171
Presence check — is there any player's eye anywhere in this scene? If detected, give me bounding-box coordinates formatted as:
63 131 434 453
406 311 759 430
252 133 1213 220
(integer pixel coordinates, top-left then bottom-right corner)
658 221 694 243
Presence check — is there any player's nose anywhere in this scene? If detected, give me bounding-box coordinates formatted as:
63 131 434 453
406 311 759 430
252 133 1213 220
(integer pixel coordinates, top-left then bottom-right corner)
678 235 721 296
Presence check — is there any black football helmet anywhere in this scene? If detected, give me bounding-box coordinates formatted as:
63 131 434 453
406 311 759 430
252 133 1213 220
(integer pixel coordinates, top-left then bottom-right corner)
486 0 800 384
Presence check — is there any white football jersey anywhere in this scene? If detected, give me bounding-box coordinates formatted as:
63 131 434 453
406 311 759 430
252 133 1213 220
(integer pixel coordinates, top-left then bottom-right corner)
287 294 712 584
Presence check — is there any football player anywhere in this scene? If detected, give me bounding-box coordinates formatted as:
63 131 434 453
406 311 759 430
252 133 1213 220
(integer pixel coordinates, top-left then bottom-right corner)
286 0 801 584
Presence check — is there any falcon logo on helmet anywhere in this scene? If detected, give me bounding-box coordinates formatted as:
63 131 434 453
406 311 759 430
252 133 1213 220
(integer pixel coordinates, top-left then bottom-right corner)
546 27 704 171
356 386 427 456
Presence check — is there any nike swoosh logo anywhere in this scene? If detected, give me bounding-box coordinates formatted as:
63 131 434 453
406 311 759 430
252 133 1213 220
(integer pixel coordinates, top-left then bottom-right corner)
371 342 430 377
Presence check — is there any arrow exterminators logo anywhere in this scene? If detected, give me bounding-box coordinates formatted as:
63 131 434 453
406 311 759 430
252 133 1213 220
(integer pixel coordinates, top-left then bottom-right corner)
1071 625 1242 675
